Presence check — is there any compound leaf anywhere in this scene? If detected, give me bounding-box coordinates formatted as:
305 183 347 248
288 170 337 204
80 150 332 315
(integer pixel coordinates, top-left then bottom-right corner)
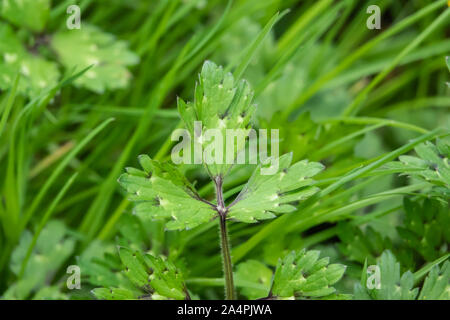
118 155 216 230
227 153 323 223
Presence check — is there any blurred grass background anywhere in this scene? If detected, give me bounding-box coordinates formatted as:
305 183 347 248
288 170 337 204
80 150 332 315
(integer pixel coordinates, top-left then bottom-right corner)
0 0 449 299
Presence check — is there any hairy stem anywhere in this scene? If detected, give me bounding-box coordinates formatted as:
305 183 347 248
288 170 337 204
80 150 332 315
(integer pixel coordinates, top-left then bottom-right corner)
215 176 235 300
219 216 235 300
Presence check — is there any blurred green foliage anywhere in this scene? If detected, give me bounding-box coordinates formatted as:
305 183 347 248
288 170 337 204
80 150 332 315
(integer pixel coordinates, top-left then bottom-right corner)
0 0 448 300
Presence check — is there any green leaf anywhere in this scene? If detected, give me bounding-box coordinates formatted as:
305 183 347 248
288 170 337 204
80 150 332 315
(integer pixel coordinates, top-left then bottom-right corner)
177 60 256 177
119 247 149 288
78 240 124 288
337 223 392 264
419 261 450 300
51 25 139 93
92 287 137 300
117 213 148 249
1 0 50 32
143 253 187 300
355 251 450 300
118 155 216 230
271 249 346 299
227 153 323 223
235 260 272 299
94 248 188 300
4 221 75 299
0 22 59 98
397 197 449 263
354 250 419 300
384 139 450 197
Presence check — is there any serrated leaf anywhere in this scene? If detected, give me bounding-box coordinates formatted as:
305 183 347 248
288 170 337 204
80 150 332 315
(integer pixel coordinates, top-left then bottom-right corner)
118 155 216 230
143 254 186 300
1 0 50 32
0 22 59 98
95 248 188 300
51 25 139 94
271 249 346 299
177 60 256 177
235 260 272 299
78 241 124 288
385 140 450 196
337 223 391 264
117 213 148 249
419 261 450 300
354 250 419 300
227 153 323 223
119 247 149 288
398 197 448 263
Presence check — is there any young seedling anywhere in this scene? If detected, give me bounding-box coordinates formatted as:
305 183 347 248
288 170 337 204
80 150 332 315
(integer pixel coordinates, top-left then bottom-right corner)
119 61 326 299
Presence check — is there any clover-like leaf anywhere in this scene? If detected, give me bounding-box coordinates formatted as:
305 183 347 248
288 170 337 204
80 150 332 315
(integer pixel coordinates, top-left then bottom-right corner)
227 153 323 223
1 0 50 32
177 60 256 178
118 155 216 230
271 249 346 299
0 22 59 98
51 24 139 94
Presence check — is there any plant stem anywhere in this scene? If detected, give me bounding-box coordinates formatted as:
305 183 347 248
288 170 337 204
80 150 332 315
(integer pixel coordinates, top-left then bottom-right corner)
219 216 235 300
215 176 235 300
